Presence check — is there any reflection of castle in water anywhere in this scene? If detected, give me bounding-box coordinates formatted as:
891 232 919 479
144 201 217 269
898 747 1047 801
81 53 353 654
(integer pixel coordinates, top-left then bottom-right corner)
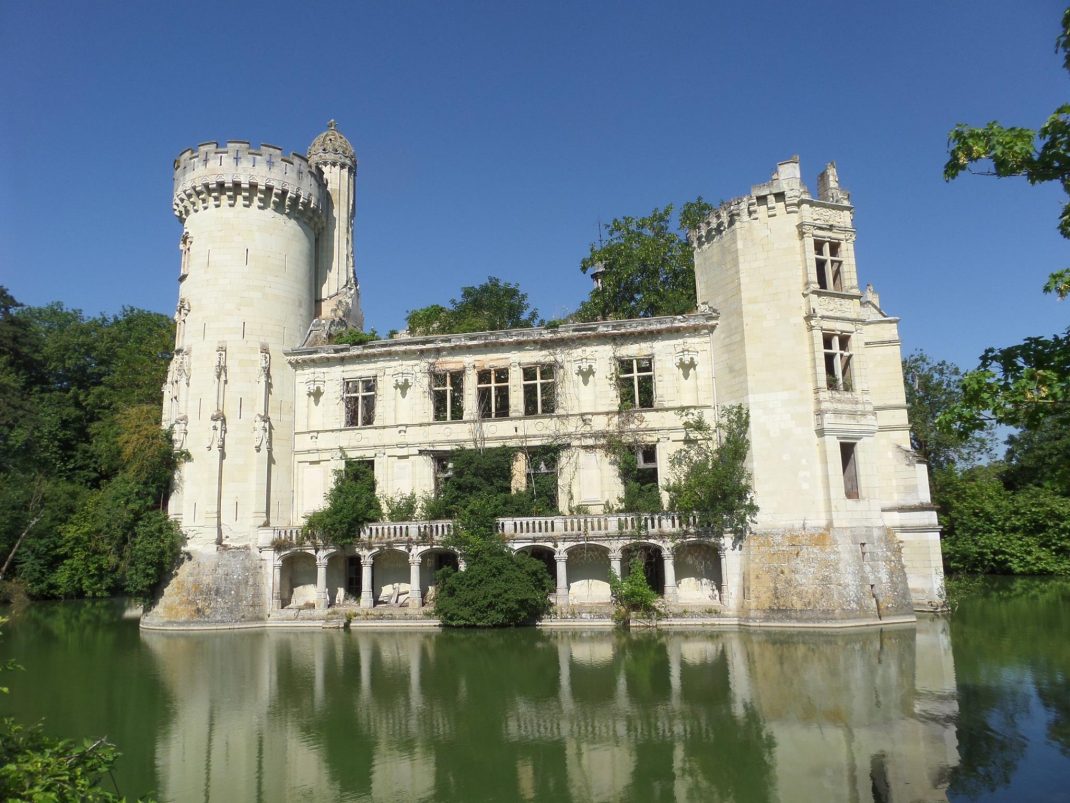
142 619 958 802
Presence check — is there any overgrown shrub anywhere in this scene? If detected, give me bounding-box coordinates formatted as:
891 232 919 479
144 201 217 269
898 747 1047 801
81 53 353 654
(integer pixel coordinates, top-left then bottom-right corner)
382 491 420 522
665 406 758 538
431 446 560 519
609 558 660 627
433 497 554 626
304 461 382 547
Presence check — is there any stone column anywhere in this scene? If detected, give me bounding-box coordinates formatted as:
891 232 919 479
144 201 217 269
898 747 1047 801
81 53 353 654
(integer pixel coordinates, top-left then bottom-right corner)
409 554 423 608
719 548 729 606
609 550 622 579
315 556 329 610
272 561 283 609
360 554 374 609
555 552 569 607
662 548 678 603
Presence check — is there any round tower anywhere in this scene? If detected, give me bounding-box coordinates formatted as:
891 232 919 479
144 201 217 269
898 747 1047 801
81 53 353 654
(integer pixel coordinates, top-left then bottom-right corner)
165 140 326 552
308 120 363 328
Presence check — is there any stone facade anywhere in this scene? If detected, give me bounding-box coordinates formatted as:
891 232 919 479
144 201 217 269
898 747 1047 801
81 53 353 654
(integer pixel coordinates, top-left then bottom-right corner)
145 127 946 629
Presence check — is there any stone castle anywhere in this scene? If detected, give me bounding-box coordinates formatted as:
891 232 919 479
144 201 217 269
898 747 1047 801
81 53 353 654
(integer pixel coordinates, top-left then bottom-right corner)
143 122 946 628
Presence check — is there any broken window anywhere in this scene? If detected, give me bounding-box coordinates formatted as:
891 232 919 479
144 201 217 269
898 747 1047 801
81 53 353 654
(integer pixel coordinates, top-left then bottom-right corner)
840 441 860 499
618 357 655 409
477 368 510 418
432 370 464 421
822 332 854 391
814 239 844 291
636 445 659 487
343 378 376 426
522 364 556 415
433 454 454 494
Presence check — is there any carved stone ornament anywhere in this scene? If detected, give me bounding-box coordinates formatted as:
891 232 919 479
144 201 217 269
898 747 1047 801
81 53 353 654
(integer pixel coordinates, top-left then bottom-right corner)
171 415 188 450
253 414 270 452
214 347 227 380
305 373 325 398
573 353 596 384
207 412 226 450
393 371 413 397
258 348 271 380
175 297 191 323
174 351 190 385
307 120 356 169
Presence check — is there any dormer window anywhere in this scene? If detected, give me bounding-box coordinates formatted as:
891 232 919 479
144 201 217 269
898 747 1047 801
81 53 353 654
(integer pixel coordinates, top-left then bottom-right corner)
813 239 843 291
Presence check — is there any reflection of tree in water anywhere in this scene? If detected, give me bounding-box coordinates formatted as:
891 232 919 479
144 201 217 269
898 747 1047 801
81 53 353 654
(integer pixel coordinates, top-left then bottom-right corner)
948 577 1070 796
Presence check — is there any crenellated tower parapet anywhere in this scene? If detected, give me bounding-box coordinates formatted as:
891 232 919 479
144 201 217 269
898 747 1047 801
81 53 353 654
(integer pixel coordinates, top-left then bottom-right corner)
172 141 326 230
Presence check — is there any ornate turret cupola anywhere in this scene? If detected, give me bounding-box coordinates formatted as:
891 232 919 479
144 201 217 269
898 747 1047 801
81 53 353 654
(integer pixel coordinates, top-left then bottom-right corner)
308 120 364 329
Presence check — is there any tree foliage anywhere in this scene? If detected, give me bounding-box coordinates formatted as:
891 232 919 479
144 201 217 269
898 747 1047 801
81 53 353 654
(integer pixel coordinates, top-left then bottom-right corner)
902 351 993 470
576 199 713 322
0 289 184 600
937 466 1070 576
406 277 540 335
304 460 382 547
433 498 554 626
429 445 560 519
664 405 758 538
940 8 1070 433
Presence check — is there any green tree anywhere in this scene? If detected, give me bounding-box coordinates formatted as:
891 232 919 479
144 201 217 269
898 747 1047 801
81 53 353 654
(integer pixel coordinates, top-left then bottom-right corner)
433 497 554 626
941 8 1070 433
664 405 758 538
903 351 993 471
576 198 713 321
406 277 540 335
304 460 383 547
608 558 660 626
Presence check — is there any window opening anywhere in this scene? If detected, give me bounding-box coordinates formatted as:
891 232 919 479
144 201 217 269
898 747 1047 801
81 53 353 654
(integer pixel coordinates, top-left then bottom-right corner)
814 239 844 291
346 556 362 596
343 377 376 427
522 365 556 415
840 441 860 499
433 455 454 495
477 368 510 418
618 357 655 409
636 445 659 487
432 370 464 421
823 332 854 391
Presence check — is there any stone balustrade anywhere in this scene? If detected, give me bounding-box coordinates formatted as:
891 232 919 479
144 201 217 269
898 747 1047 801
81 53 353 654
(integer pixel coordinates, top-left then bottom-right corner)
261 512 705 549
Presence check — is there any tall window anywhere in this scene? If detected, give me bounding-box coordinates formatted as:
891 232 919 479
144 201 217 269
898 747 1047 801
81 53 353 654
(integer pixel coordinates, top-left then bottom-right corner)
343 378 376 426
522 365 556 415
840 441 860 499
822 333 854 392
432 370 464 421
477 368 510 418
618 358 655 409
813 239 843 291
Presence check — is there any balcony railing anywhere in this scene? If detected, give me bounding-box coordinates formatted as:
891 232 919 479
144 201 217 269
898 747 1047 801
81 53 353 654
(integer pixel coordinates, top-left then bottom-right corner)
262 512 704 549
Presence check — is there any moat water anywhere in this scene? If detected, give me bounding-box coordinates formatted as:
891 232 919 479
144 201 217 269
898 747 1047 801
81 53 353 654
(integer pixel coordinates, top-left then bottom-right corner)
2 577 1068 802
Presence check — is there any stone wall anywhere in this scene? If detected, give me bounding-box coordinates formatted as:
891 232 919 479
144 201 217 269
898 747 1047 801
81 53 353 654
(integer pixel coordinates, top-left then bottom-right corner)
142 547 265 627
740 526 913 623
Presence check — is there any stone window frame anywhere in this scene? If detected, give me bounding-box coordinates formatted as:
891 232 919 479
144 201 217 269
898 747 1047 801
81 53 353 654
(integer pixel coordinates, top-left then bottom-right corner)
617 357 655 410
522 364 556 416
813 238 844 292
476 367 510 419
431 369 464 422
343 377 376 427
822 332 854 392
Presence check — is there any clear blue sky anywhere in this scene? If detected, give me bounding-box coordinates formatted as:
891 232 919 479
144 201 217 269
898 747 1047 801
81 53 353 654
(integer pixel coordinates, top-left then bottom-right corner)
1 1 1066 370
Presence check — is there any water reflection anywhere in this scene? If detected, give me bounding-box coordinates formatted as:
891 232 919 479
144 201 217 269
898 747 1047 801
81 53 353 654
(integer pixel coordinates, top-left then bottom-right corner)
141 619 959 802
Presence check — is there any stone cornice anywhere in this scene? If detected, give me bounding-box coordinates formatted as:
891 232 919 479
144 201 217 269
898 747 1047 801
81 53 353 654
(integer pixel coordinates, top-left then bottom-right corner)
285 312 719 367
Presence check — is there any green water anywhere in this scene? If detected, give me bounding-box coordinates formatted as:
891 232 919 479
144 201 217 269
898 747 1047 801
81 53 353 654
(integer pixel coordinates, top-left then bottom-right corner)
1 578 1068 802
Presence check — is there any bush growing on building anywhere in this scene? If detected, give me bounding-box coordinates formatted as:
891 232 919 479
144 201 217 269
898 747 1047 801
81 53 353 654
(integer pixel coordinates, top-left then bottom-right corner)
429 445 560 519
381 491 420 522
330 327 379 346
304 461 382 547
433 497 554 627
609 558 660 627
665 405 758 539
